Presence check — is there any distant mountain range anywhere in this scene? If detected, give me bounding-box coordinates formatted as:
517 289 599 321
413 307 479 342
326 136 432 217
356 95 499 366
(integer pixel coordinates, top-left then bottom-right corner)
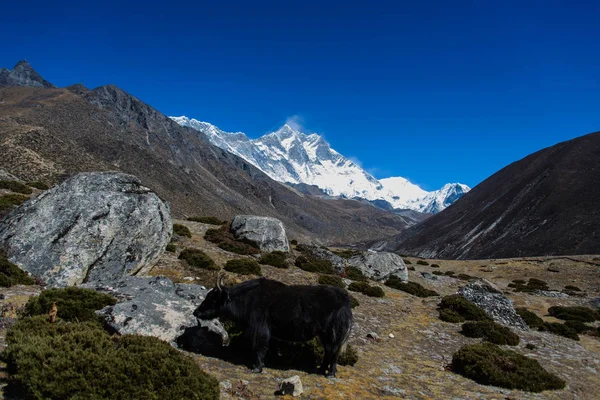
171 116 470 213
371 130 600 258
0 60 414 244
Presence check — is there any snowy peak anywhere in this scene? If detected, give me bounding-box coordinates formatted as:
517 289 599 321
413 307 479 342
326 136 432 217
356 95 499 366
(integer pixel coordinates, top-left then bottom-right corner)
170 115 470 213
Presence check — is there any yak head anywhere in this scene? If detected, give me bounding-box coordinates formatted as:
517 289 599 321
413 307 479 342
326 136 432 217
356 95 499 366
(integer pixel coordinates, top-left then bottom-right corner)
193 274 230 320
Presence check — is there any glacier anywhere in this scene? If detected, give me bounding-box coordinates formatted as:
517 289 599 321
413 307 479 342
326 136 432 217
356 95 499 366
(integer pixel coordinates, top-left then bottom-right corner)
170 116 470 213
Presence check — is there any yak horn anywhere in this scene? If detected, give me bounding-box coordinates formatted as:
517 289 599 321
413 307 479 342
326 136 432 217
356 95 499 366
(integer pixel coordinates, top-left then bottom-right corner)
216 272 224 291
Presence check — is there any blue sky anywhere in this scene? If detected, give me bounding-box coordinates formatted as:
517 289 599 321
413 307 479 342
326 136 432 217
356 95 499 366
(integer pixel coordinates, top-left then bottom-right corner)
2 1 599 190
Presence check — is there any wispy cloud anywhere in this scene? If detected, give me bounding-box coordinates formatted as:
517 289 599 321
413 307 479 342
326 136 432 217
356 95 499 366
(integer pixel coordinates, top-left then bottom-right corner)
285 115 305 132
348 156 363 168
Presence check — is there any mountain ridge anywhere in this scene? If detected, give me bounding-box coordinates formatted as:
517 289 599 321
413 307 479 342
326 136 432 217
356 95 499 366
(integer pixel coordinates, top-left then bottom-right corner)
171 116 470 213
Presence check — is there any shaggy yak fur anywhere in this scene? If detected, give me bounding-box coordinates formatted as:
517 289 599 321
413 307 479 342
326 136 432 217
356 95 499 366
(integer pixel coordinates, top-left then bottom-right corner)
194 277 353 377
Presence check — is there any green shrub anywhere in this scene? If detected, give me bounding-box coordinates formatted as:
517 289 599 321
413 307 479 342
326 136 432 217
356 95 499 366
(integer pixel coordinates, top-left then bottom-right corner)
0 180 32 194
416 260 429 266
0 254 35 287
348 281 370 293
544 322 579 340
385 278 439 297
363 285 385 298
430 263 440 268
338 344 359 366
179 249 219 270
512 279 526 285
512 278 550 293
460 321 520 346
444 271 456 276
23 287 116 323
2 317 219 399
439 309 465 323
345 266 367 281
331 249 361 259
26 181 49 190
259 251 287 268
165 243 177 252
290 239 298 246
564 320 594 334
349 295 359 308
564 285 582 292
438 295 491 323
451 343 565 392
547 306 599 322
205 226 260 255
407 266 415 271
173 223 192 238
432 270 444 276
0 193 29 212
457 273 475 281
224 259 262 275
186 216 227 225
295 256 334 274
318 275 345 288
516 308 546 330
403 259 412 264
525 343 537 350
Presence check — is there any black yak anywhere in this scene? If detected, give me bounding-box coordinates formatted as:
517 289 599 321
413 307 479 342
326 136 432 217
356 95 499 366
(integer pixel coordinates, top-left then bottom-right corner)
193 276 353 377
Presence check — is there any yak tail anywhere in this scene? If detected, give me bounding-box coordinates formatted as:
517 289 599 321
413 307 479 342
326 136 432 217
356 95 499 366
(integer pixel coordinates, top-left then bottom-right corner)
338 306 353 355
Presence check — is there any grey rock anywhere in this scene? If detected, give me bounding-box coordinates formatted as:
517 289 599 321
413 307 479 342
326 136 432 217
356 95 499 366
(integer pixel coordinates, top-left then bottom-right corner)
230 215 289 252
82 275 225 344
297 244 346 273
0 169 21 182
277 375 303 397
421 272 438 281
458 279 528 330
347 251 408 282
0 172 171 287
534 290 569 298
0 60 55 88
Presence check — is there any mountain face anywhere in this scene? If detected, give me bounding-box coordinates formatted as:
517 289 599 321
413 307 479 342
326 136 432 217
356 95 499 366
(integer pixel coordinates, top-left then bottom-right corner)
0 62 413 245
0 61 55 89
171 116 470 213
371 131 600 259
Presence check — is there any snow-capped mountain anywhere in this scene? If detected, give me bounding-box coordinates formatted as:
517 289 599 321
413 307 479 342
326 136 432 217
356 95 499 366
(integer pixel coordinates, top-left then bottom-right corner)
171 116 470 213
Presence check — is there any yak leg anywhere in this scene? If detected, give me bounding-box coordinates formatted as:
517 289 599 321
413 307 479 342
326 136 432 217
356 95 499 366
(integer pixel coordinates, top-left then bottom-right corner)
318 340 334 376
250 324 271 373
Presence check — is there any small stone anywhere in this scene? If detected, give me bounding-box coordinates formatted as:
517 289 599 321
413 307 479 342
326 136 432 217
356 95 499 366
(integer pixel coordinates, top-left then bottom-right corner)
388 333 395 339
183 277 194 281
277 375 303 397
367 332 380 341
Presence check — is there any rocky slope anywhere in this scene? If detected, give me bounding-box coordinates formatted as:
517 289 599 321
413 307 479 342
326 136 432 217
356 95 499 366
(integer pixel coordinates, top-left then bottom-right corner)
372 131 600 259
171 116 470 213
0 61 412 245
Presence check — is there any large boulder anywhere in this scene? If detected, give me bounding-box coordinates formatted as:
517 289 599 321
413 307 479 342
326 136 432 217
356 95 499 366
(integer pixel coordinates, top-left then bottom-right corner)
230 215 289 252
458 279 528 330
0 172 171 287
82 275 227 344
347 251 408 282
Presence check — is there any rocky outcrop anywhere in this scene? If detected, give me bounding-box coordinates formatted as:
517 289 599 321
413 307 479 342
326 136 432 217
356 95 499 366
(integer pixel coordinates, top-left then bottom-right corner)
0 60 55 88
82 275 227 344
230 215 289 252
347 251 408 282
0 172 171 287
296 245 346 274
0 169 21 182
458 279 528 330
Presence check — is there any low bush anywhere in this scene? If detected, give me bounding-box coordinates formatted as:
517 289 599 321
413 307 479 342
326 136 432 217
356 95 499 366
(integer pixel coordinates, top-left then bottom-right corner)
23 287 116 323
407 266 415 271
403 259 412 265
444 271 456 276
348 295 360 308
544 322 579 341
179 249 219 270
0 193 29 212
456 273 475 281
460 321 520 346
547 306 599 322
511 278 550 293
173 223 192 238
318 275 345 288
205 226 260 255
564 320 594 334
186 216 227 225
416 260 429 266
439 309 465 323
564 285 582 292
290 239 298 246
26 181 50 190
525 343 537 350
432 270 444 276
331 249 361 259
516 308 546 330
430 263 440 268
451 343 565 392
363 286 385 298
295 256 334 274
0 254 35 287
385 278 439 298
224 259 262 275
348 281 370 293
338 344 359 366
0 180 32 194
345 266 367 281
259 251 287 268
2 317 219 399
438 295 491 323
165 243 177 252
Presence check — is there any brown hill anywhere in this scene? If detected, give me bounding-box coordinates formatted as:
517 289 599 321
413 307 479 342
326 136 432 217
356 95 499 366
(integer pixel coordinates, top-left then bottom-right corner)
0 63 410 244
373 131 600 259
